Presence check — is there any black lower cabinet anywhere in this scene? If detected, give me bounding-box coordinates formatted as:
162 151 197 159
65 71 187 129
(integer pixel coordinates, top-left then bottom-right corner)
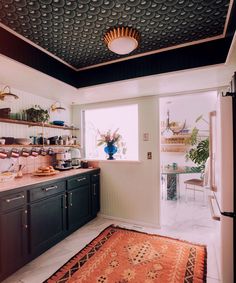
0 206 28 279
29 193 66 256
0 169 100 282
67 185 91 232
91 173 100 217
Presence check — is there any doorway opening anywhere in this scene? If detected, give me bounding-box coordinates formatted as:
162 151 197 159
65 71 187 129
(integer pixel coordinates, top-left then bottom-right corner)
159 92 220 280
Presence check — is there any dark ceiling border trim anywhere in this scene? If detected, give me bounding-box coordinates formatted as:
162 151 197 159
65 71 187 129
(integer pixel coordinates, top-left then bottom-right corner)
75 36 233 88
0 23 78 71
0 27 78 87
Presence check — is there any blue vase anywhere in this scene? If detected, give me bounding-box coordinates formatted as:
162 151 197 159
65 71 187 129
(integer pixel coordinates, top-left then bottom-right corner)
104 142 117 160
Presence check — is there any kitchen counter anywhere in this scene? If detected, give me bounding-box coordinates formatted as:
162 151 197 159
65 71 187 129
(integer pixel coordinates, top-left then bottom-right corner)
0 168 98 193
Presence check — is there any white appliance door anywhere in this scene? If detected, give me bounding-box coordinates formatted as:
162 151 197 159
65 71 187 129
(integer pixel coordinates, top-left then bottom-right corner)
210 93 234 283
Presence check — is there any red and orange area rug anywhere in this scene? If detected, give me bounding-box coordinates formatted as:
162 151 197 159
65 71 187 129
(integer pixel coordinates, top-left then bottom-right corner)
45 225 207 283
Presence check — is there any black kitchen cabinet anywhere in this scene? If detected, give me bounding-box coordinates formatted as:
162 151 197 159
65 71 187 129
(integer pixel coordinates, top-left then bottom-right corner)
91 173 100 217
0 169 100 282
0 192 28 279
29 193 66 256
67 175 91 232
28 181 67 256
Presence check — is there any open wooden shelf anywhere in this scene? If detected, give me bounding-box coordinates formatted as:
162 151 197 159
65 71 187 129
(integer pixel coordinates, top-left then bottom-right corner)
0 144 80 148
0 117 79 131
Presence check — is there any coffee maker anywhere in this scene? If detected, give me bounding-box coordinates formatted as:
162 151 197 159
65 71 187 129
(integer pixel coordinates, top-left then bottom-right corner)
55 151 72 170
70 148 81 169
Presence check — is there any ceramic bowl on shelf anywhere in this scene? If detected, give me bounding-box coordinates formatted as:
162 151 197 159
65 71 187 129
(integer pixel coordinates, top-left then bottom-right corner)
15 138 31 145
53 120 65 126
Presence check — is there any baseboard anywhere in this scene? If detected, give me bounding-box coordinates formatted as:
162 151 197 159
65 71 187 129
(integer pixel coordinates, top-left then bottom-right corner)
98 213 161 230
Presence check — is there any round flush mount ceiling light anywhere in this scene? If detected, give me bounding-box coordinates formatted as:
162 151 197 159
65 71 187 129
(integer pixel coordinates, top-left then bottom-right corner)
104 27 140 55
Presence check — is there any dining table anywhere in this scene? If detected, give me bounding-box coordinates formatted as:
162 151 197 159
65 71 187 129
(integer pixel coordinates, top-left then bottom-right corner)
161 166 201 200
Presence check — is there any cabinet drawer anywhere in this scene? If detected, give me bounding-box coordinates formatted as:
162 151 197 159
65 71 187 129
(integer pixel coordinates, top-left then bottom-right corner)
0 191 26 211
29 181 66 202
91 173 100 183
67 174 89 190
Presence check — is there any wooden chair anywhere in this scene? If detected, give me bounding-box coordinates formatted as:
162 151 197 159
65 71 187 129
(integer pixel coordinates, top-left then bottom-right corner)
184 158 210 203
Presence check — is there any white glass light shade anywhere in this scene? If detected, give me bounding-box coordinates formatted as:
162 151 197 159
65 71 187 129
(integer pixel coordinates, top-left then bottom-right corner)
104 27 140 55
108 37 138 55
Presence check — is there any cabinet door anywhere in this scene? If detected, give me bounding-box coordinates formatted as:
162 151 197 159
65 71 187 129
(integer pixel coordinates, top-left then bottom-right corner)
91 180 100 217
0 206 28 278
29 194 66 256
67 185 91 232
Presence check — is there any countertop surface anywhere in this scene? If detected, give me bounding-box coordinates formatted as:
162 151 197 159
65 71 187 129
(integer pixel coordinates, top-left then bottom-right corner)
0 168 99 193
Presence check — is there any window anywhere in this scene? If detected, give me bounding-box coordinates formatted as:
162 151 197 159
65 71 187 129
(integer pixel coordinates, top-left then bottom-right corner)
83 104 138 160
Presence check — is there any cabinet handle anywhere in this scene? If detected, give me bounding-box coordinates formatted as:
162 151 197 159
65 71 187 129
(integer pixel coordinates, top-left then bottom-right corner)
64 194 67 209
22 209 28 229
93 174 99 177
93 184 96 196
5 194 25 203
77 177 86 182
44 185 58 192
70 192 73 207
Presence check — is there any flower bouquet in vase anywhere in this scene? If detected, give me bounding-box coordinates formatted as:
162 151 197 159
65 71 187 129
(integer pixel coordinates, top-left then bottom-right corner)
97 129 121 160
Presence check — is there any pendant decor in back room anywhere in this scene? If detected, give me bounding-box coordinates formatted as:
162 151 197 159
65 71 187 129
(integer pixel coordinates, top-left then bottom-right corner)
45 225 207 283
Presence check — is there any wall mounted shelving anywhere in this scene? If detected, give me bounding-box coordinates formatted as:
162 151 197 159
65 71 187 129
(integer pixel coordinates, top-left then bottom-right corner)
0 144 80 148
0 117 79 131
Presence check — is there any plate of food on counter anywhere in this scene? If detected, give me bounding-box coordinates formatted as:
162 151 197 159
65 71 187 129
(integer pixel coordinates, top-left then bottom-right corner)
33 166 59 176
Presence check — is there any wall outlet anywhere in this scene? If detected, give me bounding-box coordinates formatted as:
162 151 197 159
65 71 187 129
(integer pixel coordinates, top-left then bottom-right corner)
147 152 152 159
143 133 149 141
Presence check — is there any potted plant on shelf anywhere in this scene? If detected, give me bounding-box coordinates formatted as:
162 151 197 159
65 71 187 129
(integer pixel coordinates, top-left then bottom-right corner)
97 129 121 160
25 105 50 123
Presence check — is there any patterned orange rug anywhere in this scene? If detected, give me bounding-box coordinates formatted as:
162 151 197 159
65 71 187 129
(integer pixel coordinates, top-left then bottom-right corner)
45 225 207 283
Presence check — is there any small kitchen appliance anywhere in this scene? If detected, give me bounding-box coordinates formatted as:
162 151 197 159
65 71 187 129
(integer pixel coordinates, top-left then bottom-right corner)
55 151 72 170
69 148 81 169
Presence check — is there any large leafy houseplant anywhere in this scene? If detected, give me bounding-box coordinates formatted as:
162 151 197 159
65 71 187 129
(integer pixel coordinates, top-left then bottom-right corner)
185 115 209 172
186 138 209 172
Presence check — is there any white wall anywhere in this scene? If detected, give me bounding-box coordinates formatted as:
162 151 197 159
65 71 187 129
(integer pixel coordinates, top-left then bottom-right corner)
72 96 160 227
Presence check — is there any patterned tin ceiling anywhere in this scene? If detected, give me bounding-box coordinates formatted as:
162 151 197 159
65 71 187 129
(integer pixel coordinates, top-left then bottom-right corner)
0 0 232 70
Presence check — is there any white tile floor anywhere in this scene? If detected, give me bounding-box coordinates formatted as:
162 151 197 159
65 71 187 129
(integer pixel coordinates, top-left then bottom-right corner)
3 193 220 283
161 188 221 283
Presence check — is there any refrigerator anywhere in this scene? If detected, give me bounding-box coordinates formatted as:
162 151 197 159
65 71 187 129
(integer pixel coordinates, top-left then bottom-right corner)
208 73 235 283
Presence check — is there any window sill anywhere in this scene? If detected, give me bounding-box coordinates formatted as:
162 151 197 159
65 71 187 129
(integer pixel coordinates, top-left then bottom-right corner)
86 159 141 164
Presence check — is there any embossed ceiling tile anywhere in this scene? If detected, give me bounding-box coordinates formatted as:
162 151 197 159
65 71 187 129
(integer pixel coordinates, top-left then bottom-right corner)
0 0 231 69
